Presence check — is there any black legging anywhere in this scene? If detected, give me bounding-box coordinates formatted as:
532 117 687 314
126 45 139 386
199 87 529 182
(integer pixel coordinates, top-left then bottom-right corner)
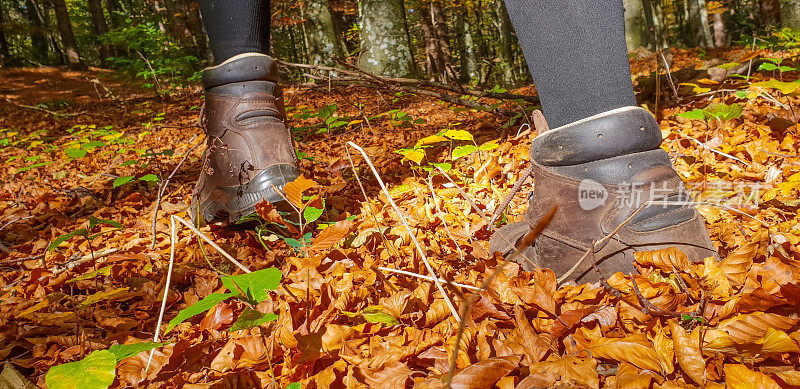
198 0 637 128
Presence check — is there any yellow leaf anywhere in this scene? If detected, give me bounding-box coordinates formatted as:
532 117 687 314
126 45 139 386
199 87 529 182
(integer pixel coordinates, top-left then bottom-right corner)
415 135 448 147
615 362 655 389
719 312 798 344
669 319 706 385
587 334 662 372
774 370 800 386
653 327 675 374
395 148 425 164
724 364 780 389
698 78 721 85
760 328 800 354
442 129 474 141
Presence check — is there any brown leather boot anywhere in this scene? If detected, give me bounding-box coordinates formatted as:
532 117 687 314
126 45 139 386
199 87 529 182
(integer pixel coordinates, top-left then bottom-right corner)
191 53 299 225
488 107 717 283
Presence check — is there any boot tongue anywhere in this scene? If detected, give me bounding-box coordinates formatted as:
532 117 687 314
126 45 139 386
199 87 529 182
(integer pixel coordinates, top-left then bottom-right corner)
530 106 663 167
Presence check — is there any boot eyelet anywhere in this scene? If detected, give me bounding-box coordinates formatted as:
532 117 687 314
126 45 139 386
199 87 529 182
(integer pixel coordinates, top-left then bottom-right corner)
597 133 603 139
640 126 645 131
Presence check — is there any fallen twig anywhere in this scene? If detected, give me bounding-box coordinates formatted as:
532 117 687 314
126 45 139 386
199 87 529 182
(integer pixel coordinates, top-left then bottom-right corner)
50 248 119 275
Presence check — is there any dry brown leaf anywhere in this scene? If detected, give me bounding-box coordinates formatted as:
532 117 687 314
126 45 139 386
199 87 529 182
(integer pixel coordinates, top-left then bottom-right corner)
653 325 675 374
774 370 800 386
724 364 780 389
718 312 798 344
529 356 599 389
615 362 654 389
311 219 355 251
587 334 663 372
283 175 317 209
760 327 800 354
450 356 520 389
361 360 413 389
634 247 692 273
721 240 758 285
669 319 706 385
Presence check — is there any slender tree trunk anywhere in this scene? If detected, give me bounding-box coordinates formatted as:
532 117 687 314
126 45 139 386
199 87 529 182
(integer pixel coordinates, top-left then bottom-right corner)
713 12 726 47
495 0 515 85
358 0 414 77
87 0 110 66
456 10 478 83
24 0 48 61
696 0 714 46
104 0 123 28
623 0 648 51
302 0 344 67
782 0 800 29
0 2 12 67
50 0 84 69
760 0 781 26
421 2 454 82
184 0 207 60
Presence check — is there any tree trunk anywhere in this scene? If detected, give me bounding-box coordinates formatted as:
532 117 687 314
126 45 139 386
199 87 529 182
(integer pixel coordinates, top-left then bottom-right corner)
421 2 454 82
0 2 12 67
24 0 49 61
713 12 726 47
495 0 515 85
302 0 344 67
50 0 84 69
760 0 781 26
184 0 207 60
358 0 414 77
782 0 800 29
87 0 110 66
456 10 478 83
695 0 714 47
623 0 648 51
104 0 123 28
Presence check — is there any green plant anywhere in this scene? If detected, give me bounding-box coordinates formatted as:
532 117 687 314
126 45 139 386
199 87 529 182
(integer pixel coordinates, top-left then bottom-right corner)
48 216 123 253
395 127 499 171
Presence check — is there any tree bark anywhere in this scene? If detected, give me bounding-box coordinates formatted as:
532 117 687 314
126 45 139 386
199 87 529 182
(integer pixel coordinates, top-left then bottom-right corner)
623 0 648 51
782 0 800 29
24 0 49 61
713 12 726 47
302 0 344 67
358 0 414 77
421 2 454 82
0 2 12 67
183 0 207 60
87 0 110 66
456 10 478 83
495 0 515 86
104 0 123 28
50 0 84 69
695 0 714 47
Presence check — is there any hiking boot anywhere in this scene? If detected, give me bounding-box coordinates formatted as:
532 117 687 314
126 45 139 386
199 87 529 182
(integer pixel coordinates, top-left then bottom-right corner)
488 107 717 283
191 53 299 225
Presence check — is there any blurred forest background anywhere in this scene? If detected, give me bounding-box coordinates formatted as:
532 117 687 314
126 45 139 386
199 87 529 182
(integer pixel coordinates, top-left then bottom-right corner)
0 0 799 90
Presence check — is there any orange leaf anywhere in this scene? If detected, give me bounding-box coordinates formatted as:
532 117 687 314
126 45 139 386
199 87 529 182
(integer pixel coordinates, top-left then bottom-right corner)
724 364 780 389
529 356 599 389
310 219 354 251
718 312 798 344
361 360 413 389
450 356 520 389
669 319 706 385
720 240 758 285
587 334 662 372
282 175 317 208
634 247 692 273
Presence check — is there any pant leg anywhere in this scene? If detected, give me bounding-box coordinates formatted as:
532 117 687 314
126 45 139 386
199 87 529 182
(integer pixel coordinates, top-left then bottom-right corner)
503 0 637 128
198 0 271 64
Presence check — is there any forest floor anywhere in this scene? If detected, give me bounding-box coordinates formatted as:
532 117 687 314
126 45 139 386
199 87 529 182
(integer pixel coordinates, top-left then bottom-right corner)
1 46 800 388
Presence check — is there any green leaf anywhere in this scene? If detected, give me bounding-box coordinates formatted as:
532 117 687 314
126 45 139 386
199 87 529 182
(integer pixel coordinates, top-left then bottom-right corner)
286 383 301 389
65 148 87 158
430 162 452 172
718 62 741 70
113 176 135 188
222 268 282 304
361 306 400 326
303 204 324 223
81 141 106 150
452 145 478 159
442 129 474 141
108 341 167 362
138 174 159 182
735 90 749 98
45 349 116 389
759 62 779 71
88 216 122 230
778 66 797 73
229 307 278 331
48 229 88 251
703 103 743 121
677 109 706 121
165 293 235 334
751 79 800 94
329 120 348 128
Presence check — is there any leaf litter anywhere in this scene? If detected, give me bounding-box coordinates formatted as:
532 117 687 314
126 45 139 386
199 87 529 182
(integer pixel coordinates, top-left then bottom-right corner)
0 48 800 387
